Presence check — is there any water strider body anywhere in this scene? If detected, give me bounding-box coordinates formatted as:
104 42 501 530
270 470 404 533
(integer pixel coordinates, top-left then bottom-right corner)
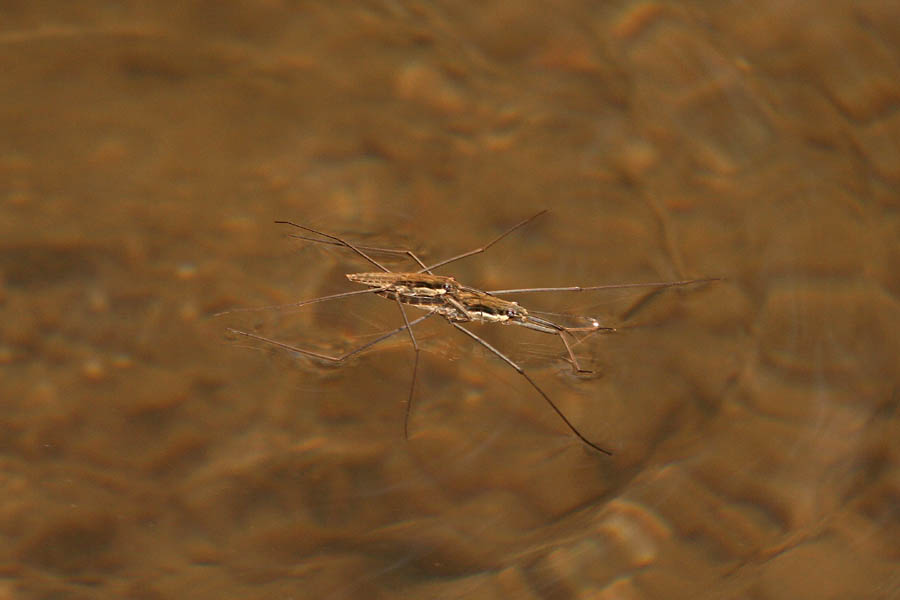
348 273 605 337
346 272 460 299
222 211 719 455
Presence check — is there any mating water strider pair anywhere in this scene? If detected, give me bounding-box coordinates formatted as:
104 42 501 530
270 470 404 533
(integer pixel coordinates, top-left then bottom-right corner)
222 210 719 455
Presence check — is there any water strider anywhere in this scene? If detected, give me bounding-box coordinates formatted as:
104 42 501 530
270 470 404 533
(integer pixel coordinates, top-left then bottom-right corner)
222 210 719 455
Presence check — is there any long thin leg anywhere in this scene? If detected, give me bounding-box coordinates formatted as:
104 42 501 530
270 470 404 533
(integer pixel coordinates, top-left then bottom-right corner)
282 209 550 275
275 221 391 273
226 313 433 363
449 322 612 455
393 298 421 439
515 314 615 373
486 277 721 295
214 287 386 317
557 330 591 373
559 324 617 359
285 233 431 271
420 209 549 273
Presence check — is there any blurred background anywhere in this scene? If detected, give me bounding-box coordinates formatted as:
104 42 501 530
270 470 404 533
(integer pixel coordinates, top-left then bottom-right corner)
1 1 898 599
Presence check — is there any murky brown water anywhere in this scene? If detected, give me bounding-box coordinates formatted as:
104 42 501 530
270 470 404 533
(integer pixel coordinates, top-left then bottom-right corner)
2 2 899 599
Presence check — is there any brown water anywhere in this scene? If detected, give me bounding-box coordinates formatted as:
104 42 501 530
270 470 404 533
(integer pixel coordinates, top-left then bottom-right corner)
2 2 899 599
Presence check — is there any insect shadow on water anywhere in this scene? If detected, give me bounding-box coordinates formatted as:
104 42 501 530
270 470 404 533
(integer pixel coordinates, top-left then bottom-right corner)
218 210 719 455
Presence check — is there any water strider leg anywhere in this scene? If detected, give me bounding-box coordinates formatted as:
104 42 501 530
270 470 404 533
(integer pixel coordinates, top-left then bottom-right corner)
448 322 612 455
520 324 599 374
274 221 392 273
420 209 549 273
226 313 434 364
393 298 421 439
554 324 619 372
282 209 550 274
285 234 431 271
486 277 721 295
214 287 387 317
514 314 616 374
557 330 592 374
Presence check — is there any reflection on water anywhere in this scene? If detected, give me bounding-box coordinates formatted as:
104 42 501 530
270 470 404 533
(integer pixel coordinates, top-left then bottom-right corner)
2 1 899 599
